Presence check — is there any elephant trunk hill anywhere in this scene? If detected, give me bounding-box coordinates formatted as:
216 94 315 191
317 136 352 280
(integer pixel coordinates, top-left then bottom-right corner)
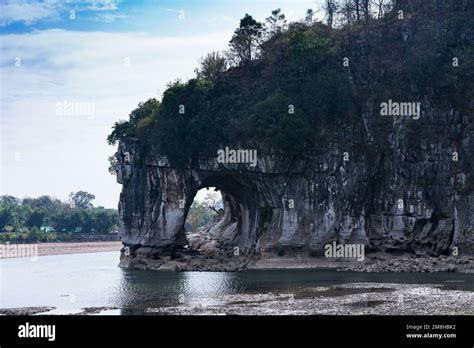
112 0 474 271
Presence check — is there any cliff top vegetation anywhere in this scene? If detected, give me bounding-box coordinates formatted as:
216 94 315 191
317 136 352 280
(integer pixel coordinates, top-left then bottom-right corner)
107 0 473 167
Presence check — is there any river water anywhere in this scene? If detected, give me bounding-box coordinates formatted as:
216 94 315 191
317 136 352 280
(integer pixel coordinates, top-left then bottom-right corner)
0 252 473 315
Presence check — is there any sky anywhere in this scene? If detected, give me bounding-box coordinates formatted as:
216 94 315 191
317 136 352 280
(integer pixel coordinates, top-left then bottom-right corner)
0 0 321 208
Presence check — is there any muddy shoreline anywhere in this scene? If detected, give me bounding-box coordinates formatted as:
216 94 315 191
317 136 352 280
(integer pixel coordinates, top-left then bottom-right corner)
2 282 472 316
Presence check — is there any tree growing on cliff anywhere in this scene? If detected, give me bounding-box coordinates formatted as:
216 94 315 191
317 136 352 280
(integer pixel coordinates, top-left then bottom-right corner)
107 98 160 145
372 0 394 18
338 0 355 25
265 8 287 35
323 0 338 27
305 9 315 26
128 98 160 126
228 14 264 65
195 51 227 81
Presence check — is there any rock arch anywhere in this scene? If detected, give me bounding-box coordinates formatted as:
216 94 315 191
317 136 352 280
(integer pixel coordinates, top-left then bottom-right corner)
115 136 472 270
188 172 260 253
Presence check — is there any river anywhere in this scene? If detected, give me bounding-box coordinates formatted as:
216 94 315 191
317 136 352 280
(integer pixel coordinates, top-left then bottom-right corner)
0 252 473 315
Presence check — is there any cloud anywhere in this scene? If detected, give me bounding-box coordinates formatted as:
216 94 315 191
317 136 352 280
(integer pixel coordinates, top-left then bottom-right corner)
93 13 127 22
78 0 119 11
0 29 231 207
0 1 59 26
0 0 121 26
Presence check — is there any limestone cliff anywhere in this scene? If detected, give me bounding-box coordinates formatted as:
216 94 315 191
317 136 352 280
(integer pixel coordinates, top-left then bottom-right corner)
113 0 474 269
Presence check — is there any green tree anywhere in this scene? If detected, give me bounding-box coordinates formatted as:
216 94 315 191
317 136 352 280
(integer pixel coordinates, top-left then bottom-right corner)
107 98 160 145
26 207 47 228
265 8 287 35
106 120 134 146
0 195 19 206
22 195 64 215
305 9 315 25
185 201 217 232
52 209 85 232
92 209 118 234
229 14 264 65
68 191 95 209
195 51 227 81
0 205 19 230
323 0 337 27
128 98 160 126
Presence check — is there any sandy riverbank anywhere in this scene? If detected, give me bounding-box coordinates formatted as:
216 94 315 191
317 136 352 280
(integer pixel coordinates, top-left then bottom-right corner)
0 241 122 258
36 241 122 256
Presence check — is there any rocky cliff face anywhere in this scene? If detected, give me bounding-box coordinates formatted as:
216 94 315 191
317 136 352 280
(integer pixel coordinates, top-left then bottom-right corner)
116 118 473 266
114 1 473 269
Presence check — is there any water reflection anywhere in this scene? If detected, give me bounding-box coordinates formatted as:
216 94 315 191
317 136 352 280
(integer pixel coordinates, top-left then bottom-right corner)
179 272 238 305
0 251 473 314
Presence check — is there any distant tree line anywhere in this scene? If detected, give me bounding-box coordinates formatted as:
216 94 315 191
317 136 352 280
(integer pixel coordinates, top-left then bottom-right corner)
0 192 118 243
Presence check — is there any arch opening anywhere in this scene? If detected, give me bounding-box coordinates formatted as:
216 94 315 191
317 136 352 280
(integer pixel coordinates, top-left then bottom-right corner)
183 173 260 256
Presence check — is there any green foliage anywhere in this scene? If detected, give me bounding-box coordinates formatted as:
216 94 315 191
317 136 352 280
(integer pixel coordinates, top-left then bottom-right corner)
298 67 354 126
107 98 160 145
107 120 134 145
266 8 287 35
195 51 227 81
136 114 157 139
105 16 357 165
128 98 160 126
26 207 47 228
0 228 58 243
0 194 119 239
0 195 19 206
185 200 217 232
251 93 311 153
68 191 95 209
110 6 474 169
229 14 264 64
289 29 332 59
0 205 20 230
151 79 214 167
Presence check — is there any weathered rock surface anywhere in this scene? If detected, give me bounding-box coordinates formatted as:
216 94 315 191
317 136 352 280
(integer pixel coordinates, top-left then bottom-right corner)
114 1 474 270
115 130 473 271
